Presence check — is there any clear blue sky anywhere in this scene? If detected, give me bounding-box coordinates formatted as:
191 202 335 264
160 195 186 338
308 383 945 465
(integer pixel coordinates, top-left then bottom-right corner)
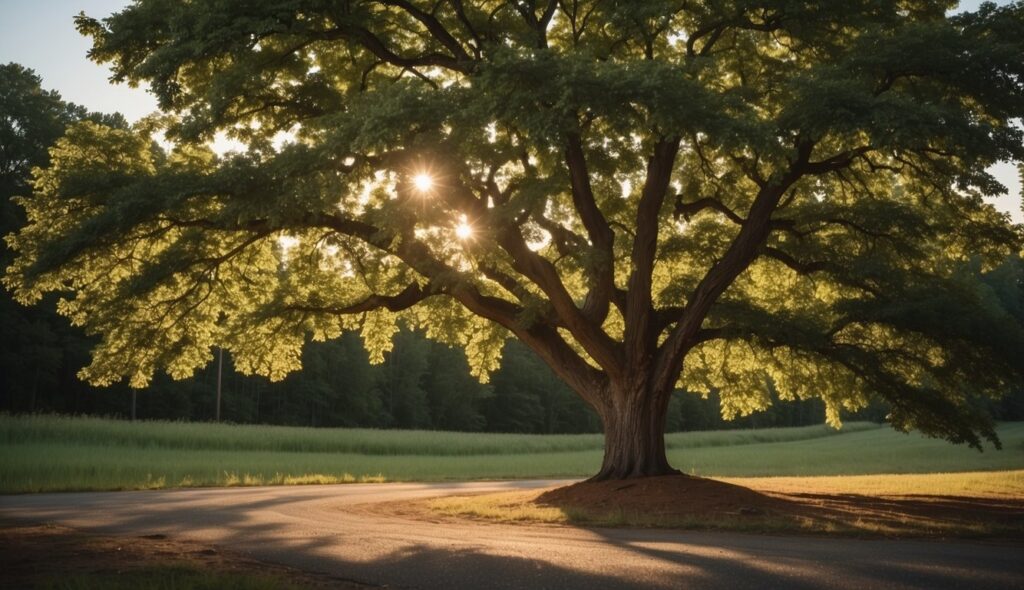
0 1 1019 220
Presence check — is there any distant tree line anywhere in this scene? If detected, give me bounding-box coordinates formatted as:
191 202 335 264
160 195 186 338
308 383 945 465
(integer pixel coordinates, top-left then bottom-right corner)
2 63 1022 432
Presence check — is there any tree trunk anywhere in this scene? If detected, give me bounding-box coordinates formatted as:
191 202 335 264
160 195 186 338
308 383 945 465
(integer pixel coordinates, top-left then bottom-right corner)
591 383 678 480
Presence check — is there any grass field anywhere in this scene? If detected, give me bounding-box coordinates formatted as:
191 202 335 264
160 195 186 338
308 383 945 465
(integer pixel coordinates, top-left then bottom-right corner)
1 415 1023 493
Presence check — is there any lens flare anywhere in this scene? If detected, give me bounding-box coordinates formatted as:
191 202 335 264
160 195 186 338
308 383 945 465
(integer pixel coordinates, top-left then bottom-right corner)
455 221 474 240
412 173 434 192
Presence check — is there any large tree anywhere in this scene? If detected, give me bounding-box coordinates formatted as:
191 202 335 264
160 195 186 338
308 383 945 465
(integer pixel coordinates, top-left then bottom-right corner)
5 1 1024 479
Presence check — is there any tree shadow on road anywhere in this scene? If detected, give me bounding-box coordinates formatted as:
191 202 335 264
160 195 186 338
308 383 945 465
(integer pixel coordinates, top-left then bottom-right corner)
2 484 1023 589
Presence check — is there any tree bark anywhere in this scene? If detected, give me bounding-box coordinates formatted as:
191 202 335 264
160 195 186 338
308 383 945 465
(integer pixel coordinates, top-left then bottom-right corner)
591 382 679 480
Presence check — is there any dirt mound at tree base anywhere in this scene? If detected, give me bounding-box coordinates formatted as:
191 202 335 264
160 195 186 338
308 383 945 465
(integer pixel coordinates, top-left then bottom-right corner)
537 474 786 519
526 474 1024 537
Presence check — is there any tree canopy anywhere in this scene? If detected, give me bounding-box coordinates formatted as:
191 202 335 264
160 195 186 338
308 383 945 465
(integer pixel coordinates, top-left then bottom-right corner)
5 1 1024 477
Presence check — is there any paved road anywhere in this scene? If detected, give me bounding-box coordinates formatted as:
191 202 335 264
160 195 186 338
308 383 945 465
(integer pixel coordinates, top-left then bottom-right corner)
1 481 1021 589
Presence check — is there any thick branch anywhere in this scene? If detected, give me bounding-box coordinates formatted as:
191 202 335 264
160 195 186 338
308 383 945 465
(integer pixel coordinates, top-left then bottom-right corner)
493 220 623 375
512 0 559 47
449 0 483 55
380 0 474 63
565 132 616 323
624 137 680 367
309 211 606 404
653 140 814 393
438 171 624 376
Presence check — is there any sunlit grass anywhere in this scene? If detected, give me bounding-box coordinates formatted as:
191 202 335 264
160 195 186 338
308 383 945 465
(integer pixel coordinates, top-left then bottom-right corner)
668 422 1024 477
722 470 1024 498
428 493 782 530
1 415 1022 493
430 492 571 523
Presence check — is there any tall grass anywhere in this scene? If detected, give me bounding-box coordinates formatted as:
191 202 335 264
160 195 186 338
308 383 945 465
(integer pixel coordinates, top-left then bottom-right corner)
0 414 881 455
1 415 1021 493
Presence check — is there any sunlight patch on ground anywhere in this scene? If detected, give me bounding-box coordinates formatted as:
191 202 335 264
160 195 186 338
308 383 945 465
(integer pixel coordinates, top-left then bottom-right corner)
721 470 1024 499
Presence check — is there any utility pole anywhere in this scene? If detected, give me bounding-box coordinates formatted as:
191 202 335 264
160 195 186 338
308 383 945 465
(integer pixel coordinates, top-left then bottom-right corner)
216 347 224 422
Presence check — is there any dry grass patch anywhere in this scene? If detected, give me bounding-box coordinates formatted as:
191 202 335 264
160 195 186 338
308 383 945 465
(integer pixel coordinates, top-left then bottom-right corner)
430 492 571 524
722 470 1024 498
424 471 1024 538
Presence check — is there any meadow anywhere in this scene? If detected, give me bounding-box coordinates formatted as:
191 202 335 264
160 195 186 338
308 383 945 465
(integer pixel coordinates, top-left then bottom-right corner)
1 414 1023 493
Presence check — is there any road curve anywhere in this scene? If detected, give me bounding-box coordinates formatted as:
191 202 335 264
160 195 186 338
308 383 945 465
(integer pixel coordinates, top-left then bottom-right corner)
1 481 1021 589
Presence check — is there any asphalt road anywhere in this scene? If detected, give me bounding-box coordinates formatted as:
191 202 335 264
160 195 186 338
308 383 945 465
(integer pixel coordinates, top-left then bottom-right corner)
1 480 1021 589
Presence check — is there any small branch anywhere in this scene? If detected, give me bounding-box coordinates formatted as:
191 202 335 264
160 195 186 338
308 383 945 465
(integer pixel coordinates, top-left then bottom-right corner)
284 281 438 315
674 196 745 225
381 0 474 63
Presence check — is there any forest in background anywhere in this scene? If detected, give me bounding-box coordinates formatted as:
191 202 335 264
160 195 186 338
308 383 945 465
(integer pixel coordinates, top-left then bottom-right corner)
2 62 1022 433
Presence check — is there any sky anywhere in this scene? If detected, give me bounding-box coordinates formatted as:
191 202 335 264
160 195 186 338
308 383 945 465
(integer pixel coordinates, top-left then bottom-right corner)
0 0 1020 221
